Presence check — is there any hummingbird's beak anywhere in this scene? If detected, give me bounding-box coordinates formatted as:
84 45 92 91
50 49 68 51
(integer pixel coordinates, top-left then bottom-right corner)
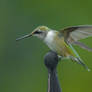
16 33 33 41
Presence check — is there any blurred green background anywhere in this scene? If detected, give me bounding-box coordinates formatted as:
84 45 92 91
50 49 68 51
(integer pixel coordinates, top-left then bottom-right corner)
0 0 92 92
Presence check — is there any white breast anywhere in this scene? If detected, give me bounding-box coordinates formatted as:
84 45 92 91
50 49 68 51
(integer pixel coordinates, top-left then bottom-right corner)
44 31 57 51
45 31 55 42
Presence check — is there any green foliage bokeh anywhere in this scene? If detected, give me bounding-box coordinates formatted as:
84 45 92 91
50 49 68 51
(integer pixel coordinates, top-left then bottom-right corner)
0 0 92 92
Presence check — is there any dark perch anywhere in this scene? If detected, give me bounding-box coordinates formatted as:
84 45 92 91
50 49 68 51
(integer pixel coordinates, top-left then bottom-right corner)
44 51 62 92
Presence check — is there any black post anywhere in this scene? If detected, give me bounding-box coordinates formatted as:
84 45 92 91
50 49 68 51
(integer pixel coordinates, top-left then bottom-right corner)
44 51 62 92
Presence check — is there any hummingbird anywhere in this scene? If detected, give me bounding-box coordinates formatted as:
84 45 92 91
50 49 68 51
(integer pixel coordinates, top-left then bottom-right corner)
16 25 92 71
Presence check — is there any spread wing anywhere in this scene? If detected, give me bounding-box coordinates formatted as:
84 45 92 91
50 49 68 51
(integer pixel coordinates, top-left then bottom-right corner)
60 25 92 51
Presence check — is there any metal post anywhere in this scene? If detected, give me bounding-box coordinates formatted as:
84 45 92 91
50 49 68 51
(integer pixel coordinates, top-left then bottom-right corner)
44 51 62 92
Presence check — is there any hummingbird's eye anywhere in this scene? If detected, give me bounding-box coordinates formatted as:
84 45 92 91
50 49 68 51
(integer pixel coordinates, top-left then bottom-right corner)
34 30 42 34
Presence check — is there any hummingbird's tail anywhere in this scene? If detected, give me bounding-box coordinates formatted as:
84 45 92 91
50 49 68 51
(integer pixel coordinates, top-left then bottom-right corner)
68 44 90 71
70 56 91 72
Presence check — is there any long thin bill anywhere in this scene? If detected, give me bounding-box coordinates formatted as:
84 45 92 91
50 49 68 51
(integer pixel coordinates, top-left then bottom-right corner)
16 34 32 41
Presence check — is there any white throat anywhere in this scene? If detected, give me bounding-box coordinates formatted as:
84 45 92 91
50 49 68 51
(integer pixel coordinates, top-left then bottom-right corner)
44 30 61 53
44 31 55 43
44 30 57 52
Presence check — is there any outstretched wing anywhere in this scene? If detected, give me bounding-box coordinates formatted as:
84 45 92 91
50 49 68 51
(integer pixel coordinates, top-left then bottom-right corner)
60 25 92 51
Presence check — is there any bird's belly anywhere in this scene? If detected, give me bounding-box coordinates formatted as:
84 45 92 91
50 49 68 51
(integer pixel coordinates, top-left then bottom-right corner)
49 41 64 55
45 37 65 56
46 40 60 52
47 40 73 57
44 31 72 56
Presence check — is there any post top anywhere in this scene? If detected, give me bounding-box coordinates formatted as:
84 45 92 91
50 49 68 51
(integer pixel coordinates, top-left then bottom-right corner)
44 51 59 70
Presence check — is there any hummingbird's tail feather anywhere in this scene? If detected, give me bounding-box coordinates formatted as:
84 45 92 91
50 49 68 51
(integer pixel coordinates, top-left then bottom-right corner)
70 56 91 71
77 58 91 72
68 44 90 71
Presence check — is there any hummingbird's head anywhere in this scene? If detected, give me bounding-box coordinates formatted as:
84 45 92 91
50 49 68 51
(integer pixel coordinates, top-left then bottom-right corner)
16 26 50 41
31 26 50 39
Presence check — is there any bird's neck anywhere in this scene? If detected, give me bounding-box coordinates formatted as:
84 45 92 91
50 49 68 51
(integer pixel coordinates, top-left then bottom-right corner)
44 30 56 43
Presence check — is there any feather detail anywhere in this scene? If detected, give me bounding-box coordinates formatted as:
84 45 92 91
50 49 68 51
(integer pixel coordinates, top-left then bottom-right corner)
70 56 91 71
73 41 92 52
60 25 92 43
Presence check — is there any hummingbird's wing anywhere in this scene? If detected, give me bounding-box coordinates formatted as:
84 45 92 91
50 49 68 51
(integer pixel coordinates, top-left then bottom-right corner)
60 25 92 51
